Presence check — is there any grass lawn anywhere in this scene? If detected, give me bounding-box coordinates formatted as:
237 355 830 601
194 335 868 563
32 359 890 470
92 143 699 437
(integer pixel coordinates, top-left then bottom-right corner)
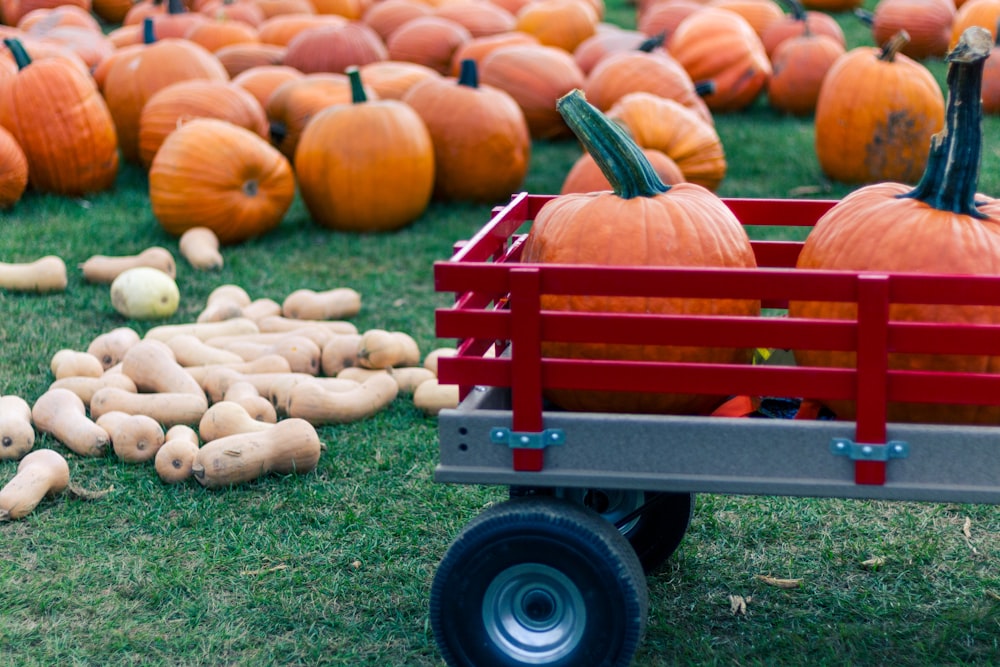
1 1 998 665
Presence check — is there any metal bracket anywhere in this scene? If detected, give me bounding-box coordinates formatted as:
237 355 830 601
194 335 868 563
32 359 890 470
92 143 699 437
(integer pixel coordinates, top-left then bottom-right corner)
490 427 565 450
830 438 909 462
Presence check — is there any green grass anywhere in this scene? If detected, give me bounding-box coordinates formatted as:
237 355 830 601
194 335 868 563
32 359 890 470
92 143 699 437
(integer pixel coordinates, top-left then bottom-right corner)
1 2 999 666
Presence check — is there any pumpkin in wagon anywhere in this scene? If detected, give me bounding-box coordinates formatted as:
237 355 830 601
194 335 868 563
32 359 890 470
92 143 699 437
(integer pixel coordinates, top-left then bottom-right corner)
520 89 759 415
790 27 1000 425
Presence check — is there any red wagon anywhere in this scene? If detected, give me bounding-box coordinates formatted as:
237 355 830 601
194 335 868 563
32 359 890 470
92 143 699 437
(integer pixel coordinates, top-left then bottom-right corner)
428 192 1000 666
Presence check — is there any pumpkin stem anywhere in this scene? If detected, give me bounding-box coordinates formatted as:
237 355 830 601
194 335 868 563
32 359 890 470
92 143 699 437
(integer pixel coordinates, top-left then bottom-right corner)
853 8 873 27
346 66 367 104
143 17 157 43
556 89 669 200
637 32 665 52
898 27 992 218
879 30 909 62
776 0 807 21
3 38 31 69
167 0 186 14
458 59 478 88
694 80 715 97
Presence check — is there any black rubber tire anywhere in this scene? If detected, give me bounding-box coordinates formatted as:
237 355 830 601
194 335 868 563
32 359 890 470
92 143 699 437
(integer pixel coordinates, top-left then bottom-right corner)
430 496 648 667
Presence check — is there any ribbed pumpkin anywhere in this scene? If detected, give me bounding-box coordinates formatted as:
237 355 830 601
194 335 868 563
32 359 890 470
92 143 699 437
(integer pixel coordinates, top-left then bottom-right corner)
214 42 286 78
0 38 118 196
582 46 714 124
708 0 785 38
256 13 347 46
183 16 261 53
607 91 727 191
265 72 371 159
447 30 539 76
814 31 944 185
790 27 1000 425
149 118 295 244
231 63 303 108
478 43 586 139
636 0 705 44
19 23 115 70
146 0 208 39
760 0 846 58
138 79 269 168
294 67 434 232
361 0 432 42
0 124 28 208
433 0 516 37
0 0 90 27
520 88 758 415
402 58 530 202
870 0 955 60
767 29 845 116
983 27 1000 112
949 0 1000 49
385 15 473 74
282 20 388 74
667 6 772 112
101 18 230 163
572 26 647 75
358 59 441 99
514 0 599 53
560 146 684 194
196 0 266 26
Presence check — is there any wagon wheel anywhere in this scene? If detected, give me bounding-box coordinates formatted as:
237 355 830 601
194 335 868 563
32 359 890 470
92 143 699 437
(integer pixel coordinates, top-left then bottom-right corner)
519 487 695 573
430 496 648 667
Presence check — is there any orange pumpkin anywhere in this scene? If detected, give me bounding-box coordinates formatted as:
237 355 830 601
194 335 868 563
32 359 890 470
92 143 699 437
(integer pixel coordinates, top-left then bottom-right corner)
514 0 599 53
138 79 269 168
572 26 647 75
870 0 956 60
560 146 684 194
478 43 586 139
197 0 266 26
361 0 433 42
0 0 90 28
982 27 1000 113
814 31 945 185
791 27 1000 425
214 42 286 78
402 58 530 202
707 0 785 38
667 7 771 112
949 0 1000 49
149 118 295 244
767 30 845 116
294 67 435 232
385 15 473 74
433 0 516 37
520 88 758 414
256 13 346 46
0 124 27 208
231 63 303 108
448 30 539 76
183 16 261 53
358 59 441 99
0 37 118 196
636 0 704 43
282 20 388 74
759 0 845 58
607 91 727 191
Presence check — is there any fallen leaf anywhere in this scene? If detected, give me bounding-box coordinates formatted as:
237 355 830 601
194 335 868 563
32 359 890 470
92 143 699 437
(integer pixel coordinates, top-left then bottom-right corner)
240 564 288 576
729 594 747 615
860 556 886 570
67 484 113 501
755 574 802 589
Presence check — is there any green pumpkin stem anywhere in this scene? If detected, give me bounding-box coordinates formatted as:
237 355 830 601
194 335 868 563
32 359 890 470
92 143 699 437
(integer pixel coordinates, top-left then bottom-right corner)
346 67 367 104
3 38 31 69
879 30 909 62
776 0 807 21
637 32 665 52
853 8 874 27
556 89 669 200
458 59 478 88
694 80 715 97
143 17 157 44
899 27 992 218
168 0 186 14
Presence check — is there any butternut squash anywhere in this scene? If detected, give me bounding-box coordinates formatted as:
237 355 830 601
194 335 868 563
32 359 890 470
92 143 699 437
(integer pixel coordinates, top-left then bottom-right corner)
144 317 260 343
219 334 321 375
86 327 141 369
154 425 200 483
49 372 138 406
205 326 337 350
320 333 363 375
390 366 437 393
167 334 245 367
96 411 166 463
422 347 457 376
222 381 278 423
80 246 176 283
199 367 303 403
286 372 399 425
256 315 358 336
191 417 322 488
281 287 362 320
357 329 421 369
0 395 34 461
0 449 70 520
413 378 460 416
207 284 252 307
269 375 360 416
198 401 275 442
186 354 292 388
241 298 282 321
121 339 206 396
89 388 208 427
31 388 110 457
179 227 224 270
50 349 105 380
196 299 244 323
0 256 68 293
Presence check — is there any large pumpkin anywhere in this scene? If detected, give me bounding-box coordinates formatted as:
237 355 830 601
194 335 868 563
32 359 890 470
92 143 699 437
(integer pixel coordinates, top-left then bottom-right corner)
520 88 759 415
402 58 530 203
0 38 118 195
814 31 944 185
790 27 1000 425
149 118 295 244
0 124 27 208
294 67 435 232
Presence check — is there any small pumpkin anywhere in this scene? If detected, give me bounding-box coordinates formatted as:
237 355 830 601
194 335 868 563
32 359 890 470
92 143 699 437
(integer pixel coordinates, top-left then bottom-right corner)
790 27 1000 425
514 0 600 53
294 67 435 232
767 27 846 116
520 88 759 414
759 0 846 58
149 118 296 244
868 0 956 60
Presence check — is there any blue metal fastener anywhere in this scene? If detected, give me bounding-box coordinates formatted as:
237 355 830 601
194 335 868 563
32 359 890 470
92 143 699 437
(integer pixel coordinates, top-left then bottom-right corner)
490 427 565 450
830 438 909 462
